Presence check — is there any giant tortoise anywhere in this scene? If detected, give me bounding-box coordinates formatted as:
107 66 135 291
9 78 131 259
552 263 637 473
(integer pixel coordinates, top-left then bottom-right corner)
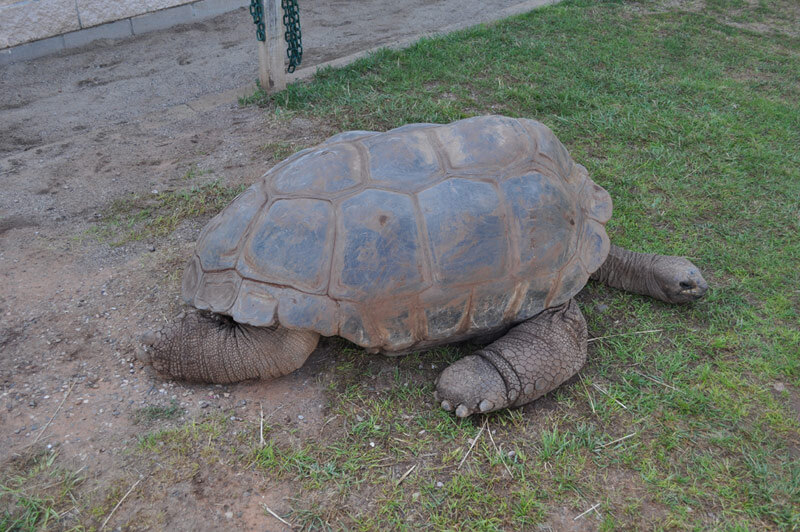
140 116 707 417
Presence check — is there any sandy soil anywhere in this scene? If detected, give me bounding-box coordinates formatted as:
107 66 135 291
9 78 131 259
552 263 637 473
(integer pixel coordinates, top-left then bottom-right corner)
0 1 539 530
0 0 528 156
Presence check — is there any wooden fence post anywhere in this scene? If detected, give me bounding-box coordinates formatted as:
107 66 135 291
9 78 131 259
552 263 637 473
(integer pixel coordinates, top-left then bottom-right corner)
258 0 286 92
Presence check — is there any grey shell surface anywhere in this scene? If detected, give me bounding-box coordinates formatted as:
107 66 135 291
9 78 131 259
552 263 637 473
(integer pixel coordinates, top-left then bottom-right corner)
183 116 612 352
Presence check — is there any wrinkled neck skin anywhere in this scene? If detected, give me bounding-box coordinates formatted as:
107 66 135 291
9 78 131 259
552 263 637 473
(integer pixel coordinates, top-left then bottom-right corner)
590 245 668 301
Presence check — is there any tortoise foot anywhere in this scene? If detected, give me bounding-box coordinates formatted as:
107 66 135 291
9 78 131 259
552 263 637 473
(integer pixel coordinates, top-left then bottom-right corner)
434 299 588 418
138 311 319 384
434 354 510 418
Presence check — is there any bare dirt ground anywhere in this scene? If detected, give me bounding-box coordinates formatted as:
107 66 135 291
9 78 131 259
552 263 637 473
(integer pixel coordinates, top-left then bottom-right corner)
0 1 548 530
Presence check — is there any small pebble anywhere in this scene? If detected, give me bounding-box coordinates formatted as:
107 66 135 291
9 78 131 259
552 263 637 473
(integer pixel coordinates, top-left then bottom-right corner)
436 481 444 488
224 511 233 519
297 415 304 420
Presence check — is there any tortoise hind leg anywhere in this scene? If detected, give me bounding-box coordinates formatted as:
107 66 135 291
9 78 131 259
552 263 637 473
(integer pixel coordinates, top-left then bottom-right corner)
435 299 587 418
138 311 319 384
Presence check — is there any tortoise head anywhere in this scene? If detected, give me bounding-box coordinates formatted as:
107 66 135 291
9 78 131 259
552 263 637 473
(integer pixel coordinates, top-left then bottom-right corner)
650 256 708 304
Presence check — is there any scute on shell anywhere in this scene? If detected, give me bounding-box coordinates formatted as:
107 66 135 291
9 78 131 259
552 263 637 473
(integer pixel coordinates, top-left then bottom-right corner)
330 188 427 300
236 198 335 293
418 178 508 287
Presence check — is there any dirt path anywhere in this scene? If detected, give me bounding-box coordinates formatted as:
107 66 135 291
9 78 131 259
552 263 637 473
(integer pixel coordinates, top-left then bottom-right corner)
0 0 532 156
0 1 549 529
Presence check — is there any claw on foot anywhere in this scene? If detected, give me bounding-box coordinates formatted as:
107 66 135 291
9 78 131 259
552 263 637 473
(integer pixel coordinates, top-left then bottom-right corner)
455 404 472 418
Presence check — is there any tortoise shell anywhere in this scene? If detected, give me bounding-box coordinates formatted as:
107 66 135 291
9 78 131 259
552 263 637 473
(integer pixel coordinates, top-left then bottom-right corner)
182 116 612 352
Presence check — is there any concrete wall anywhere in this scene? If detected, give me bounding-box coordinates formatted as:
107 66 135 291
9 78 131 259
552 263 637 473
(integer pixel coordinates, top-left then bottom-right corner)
1 0 243 49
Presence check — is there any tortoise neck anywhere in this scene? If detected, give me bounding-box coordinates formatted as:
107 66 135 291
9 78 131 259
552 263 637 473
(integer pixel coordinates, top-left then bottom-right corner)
590 245 663 300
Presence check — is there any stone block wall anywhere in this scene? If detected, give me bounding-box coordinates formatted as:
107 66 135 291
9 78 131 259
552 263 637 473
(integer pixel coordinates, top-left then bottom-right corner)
1 0 238 49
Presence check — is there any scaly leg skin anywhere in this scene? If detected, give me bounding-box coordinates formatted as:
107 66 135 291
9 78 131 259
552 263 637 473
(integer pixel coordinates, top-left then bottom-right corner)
137 311 319 384
435 299 587 418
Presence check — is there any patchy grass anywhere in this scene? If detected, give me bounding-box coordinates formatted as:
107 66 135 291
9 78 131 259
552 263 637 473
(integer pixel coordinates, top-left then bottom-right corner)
239 343 799 530
180 164 214 181
703 0 800 37
86 179 246 246
133 400 184 424
257 140 302 161
0 451 85 531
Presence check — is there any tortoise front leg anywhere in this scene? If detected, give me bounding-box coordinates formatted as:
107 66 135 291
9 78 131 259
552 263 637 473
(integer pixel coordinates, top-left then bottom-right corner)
138 311 319 384
435 299 587 418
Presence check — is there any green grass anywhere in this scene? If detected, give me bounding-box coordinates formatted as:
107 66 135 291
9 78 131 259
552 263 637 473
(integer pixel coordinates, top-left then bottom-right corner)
86 179 246 246
0 452 85 531
238 0 800 528
133 400 183 424
256 140 303 161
